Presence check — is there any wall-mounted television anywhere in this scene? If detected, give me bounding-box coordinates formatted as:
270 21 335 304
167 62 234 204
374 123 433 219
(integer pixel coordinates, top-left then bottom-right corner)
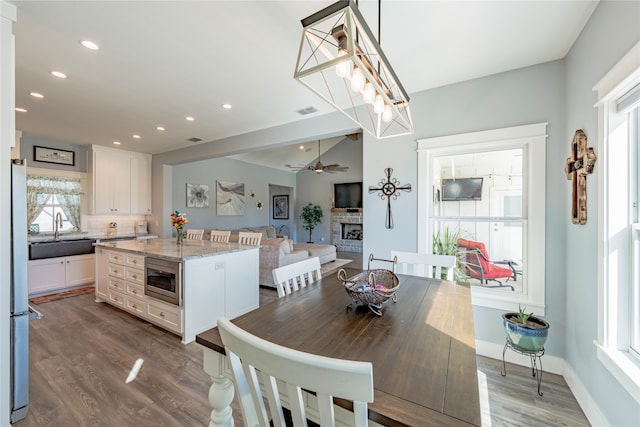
334 182 363 209
441 178 483 201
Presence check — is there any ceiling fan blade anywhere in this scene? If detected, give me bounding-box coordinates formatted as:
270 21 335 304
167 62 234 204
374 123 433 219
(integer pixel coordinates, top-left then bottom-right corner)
323 163 340 168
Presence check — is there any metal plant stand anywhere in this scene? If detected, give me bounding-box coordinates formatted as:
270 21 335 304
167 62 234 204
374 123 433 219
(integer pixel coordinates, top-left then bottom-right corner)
501 339 545 396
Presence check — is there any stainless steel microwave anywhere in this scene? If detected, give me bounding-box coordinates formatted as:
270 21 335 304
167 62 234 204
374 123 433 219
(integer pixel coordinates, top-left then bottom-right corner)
144 257 181 305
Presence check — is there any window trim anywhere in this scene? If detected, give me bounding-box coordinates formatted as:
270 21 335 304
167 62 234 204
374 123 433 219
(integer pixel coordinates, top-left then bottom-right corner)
593 40 640 403
417 122 547 314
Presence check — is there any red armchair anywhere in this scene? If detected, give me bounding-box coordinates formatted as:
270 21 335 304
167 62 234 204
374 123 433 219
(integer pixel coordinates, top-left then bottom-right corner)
456 238 515 290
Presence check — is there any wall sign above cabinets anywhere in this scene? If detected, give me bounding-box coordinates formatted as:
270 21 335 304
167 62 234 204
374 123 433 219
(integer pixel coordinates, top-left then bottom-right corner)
34 145 75 166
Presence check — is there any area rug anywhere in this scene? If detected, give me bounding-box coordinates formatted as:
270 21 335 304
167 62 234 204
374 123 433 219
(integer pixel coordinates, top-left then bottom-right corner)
321 258 352 276
29 286 95 305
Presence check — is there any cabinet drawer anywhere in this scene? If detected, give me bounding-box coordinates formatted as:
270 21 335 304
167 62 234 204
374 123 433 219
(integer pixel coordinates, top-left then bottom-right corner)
108 277 125 292
107 289 124 307
126 255 144 269
108 252 125 265
125 282 143 298
125 267 144 285
125 295 145 315
146 299 181 332
108 263 124 279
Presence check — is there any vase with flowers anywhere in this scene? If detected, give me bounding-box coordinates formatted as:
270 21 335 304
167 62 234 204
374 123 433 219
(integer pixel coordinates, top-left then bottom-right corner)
170 211 189 245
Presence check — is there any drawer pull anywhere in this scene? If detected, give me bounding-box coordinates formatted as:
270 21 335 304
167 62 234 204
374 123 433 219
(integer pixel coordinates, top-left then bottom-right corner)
132 274 137 279
132 260 137 264
132 303 137 309
159 312 165 318
132 289 137 294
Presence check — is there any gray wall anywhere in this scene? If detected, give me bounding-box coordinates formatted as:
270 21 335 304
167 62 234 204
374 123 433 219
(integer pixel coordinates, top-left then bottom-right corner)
295 136 363 244
20 133 89 172
170 157 296 233
564 2 640 425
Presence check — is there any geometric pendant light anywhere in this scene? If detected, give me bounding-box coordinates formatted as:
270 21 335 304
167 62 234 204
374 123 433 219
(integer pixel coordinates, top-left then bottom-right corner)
294 0 413 139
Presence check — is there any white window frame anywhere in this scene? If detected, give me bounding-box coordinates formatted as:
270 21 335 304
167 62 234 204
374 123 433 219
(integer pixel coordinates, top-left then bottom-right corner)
593 41 640 403
417 123 547 314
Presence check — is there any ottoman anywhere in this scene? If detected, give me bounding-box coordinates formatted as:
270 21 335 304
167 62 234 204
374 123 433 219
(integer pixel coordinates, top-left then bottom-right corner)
293 243 337 264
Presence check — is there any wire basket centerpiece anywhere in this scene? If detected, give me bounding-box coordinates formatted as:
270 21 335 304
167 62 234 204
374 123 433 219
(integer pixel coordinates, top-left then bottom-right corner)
338 254 400 316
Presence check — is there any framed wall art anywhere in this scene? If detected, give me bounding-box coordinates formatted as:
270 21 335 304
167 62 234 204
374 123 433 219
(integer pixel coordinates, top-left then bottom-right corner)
186 183 209 208
33 146 75 166
272 195 289 219
216 180 245 215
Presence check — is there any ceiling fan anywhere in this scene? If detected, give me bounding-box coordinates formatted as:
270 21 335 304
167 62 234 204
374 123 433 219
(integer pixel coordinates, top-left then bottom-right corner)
304 140 349 174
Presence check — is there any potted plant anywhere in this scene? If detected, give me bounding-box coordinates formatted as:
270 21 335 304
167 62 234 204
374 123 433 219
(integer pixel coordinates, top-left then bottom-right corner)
432 226 463 280
502 305 549 352
300 203 323 243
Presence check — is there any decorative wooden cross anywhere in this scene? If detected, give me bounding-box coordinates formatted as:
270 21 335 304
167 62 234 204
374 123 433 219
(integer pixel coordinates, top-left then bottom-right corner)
369 168 411 229
564 129 597 225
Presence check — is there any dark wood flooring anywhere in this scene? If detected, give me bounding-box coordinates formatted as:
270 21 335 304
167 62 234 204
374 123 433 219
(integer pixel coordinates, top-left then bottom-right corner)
15 278 589 427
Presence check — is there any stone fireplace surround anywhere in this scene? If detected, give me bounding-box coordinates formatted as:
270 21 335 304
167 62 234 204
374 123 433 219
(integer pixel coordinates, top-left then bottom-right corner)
331 209 363 253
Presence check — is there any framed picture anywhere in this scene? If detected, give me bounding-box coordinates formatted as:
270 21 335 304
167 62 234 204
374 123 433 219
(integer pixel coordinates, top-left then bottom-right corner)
216 180 245 215
33 146 75 166
186 183 209 208
272 195 289 219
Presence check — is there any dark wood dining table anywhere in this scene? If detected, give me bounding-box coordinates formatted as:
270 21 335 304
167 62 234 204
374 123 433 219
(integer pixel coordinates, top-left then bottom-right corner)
196 268 481 426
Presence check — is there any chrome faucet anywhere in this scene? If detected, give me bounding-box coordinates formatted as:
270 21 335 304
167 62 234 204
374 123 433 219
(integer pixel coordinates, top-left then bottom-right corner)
54 212 63 241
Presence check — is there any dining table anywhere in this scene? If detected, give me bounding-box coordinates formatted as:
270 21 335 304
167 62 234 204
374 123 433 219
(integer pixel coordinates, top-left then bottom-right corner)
196 268 481 426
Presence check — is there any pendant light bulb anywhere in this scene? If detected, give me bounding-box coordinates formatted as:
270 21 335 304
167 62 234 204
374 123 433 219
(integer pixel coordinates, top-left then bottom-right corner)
335 50 351 78
382 105 393 123
374 94 385 114
363 82 376 104
351 66 365 93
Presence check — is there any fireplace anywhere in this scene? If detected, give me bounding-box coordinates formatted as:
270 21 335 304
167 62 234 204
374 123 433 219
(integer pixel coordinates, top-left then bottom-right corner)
331 210 363 253
342 223 363 240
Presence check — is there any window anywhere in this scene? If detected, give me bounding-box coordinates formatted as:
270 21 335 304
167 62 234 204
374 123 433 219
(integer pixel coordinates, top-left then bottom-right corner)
594 41 640 402
417 123 547 314
27 175 82 233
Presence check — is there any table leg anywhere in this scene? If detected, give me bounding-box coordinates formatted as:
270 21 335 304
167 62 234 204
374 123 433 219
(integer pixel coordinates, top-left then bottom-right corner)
203 349 235 427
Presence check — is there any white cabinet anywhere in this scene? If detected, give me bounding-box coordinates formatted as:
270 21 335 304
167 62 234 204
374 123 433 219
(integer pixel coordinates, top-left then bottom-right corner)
28 254 96 296
90 145 152 215
130 154 152 214
95 247 109 299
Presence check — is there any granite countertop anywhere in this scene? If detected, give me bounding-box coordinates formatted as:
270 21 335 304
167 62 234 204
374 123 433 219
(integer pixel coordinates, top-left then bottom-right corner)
28 232 157 243
93 238 258 261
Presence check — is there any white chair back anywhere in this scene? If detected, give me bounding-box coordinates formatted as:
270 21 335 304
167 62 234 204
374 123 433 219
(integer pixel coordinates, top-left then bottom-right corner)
390 251 456 280
184 228 204 240
210 229 231 243
217 317 373 427
272 257 322 298
238 231 262 245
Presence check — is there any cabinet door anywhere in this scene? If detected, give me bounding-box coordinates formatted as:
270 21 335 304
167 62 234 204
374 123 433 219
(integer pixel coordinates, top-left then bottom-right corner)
92 148 131 214
93 150 113 214
28 258 66 296
65 254 96 288
130 154 151 214
95 248 109 299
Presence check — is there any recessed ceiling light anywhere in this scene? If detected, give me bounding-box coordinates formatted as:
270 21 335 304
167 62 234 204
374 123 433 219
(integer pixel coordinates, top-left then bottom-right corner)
222 103 232 109
132 134 141 139
113 141 121 145
156 126 165 131
80 40 99 50
299 145 304 150
29 92 44 99
185 116 195 121
15 107 27 113
50 70 67 79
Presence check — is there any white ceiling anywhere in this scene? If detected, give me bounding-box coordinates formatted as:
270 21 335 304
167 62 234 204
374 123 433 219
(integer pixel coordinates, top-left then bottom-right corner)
11 0 598 167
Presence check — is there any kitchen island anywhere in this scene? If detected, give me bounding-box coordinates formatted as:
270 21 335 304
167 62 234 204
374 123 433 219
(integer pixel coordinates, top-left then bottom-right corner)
94 238 259 343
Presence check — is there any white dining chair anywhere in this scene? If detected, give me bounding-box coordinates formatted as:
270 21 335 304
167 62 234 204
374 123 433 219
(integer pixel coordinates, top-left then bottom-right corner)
209 229 231 243
272 257 322 298
184 228 204 240
390 250 456 280
238 231 262 245
217 317 373 427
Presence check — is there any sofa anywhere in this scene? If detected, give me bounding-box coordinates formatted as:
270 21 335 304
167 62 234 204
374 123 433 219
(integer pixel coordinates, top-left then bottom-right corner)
203 226 336 287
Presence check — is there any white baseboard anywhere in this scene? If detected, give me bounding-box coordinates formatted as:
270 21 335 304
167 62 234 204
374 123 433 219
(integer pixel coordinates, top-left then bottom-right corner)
476 339 610 427
563 361 610 426
475 339 564 375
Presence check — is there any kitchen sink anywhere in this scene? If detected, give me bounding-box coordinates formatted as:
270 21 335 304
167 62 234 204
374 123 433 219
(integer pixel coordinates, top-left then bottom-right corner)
29 239 96 260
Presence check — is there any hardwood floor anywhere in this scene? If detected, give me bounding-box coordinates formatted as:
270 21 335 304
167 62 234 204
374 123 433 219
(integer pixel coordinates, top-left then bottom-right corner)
16 289 589 427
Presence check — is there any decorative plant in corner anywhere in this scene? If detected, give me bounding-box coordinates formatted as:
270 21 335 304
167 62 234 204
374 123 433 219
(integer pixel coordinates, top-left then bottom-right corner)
300 203 323 243
432 226 465 280
502 305 550 352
